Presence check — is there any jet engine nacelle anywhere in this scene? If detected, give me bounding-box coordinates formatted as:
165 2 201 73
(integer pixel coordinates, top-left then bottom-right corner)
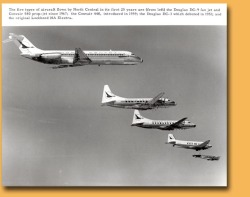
41 53 61 59
21 52 41 58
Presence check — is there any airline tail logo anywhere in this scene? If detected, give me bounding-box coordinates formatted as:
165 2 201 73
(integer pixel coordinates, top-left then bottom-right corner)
105 92 114 98
135 114 142 120
3 33 38 53
102 85 116 104
17 39 29 48
132 110 145 125
168 134 176 143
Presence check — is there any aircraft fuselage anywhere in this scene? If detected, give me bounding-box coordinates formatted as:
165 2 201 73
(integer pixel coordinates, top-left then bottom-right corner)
21 49 143 66
169 140 212 150
103 97 176 110
134 120 196 129
193 154 220 161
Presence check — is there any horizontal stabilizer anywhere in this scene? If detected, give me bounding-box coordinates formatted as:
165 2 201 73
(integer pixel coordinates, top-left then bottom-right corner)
2 38 13 43
3 33 37 51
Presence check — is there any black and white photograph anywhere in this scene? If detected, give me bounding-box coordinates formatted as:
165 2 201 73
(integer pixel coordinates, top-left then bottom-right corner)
2 25 227 186
2 3 228 186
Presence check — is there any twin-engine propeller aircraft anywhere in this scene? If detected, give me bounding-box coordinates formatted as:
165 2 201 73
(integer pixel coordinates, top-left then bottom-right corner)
192 154 220 161
101 85 176 110
166 134 212 151
131 110 196 130
3 33 143 69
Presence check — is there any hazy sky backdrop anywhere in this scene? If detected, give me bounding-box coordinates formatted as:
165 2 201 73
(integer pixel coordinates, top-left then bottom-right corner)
2 26 226 186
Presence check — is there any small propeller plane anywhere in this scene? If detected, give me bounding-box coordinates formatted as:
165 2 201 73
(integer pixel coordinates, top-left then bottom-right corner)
131 110 196 130
3 33 143 69
101 85 176 110
192 154 220 161
166 134 212 151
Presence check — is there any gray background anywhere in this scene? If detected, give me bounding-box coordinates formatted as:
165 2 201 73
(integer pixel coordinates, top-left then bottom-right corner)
2 26 227 186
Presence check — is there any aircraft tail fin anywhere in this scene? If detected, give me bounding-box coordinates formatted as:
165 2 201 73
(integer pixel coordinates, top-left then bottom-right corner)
3 33 38 52
131 110 145 125
101 85 117 105
168 134 176 143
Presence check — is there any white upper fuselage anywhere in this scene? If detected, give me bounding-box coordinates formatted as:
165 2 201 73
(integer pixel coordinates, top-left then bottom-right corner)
169 139 212 150
103 96 176 110
21 49 143 66
101 85 176 110
132 119 196 130
5 33 143 67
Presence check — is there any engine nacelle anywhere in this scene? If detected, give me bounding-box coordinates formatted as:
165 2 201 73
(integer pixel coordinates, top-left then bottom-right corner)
41 53 61 59
21 53 41 58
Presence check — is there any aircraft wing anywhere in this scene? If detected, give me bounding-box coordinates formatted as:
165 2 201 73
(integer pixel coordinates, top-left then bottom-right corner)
147 92 165 105
73 48 92 65
159 118 187 130
193 140 210 149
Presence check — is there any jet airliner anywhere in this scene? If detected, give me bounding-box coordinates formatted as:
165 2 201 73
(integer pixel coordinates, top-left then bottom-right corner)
166 134 212 151
3 33 143 69
131 110 196 130
101 85 176 110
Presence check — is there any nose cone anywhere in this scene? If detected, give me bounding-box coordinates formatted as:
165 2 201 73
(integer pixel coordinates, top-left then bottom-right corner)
193 124 196 128
135 56 143 63
206 144 212 149
170 101 177 106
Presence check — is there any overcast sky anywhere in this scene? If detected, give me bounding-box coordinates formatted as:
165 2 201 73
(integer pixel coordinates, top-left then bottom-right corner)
2 26 226 186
